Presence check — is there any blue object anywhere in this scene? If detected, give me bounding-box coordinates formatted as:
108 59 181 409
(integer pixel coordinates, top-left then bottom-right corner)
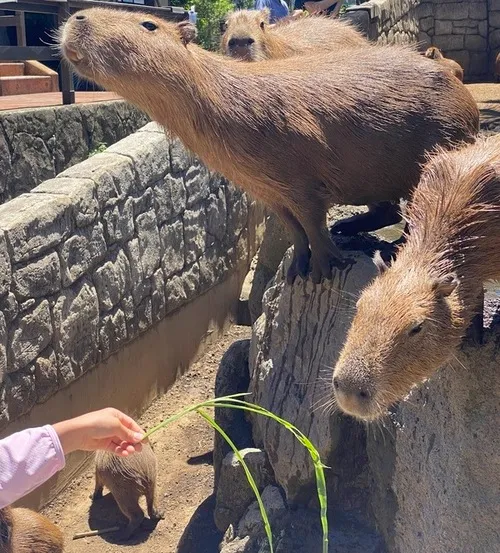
254 0 290 23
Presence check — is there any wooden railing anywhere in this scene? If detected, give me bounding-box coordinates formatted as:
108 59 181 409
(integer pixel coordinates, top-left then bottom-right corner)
0 0 187 104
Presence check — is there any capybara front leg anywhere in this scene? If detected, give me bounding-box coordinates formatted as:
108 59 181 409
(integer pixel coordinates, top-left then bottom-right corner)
331 201 402 235
465 288 484 346
275 207 311 284
146 484 164 521
309 232 353 284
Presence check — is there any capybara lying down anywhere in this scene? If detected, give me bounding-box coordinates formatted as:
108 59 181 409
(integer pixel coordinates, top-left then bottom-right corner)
424 46 464 82
0 506 64 553
59 9 479 284
220 8 367 61
92 440 163 540
333 134 500 421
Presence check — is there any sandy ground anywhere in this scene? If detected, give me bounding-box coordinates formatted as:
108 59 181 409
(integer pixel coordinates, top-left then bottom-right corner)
43 325 251 553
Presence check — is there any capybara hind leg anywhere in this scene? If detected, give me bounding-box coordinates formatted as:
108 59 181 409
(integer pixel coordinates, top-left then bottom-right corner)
146 486 164 521
276 207 311 284
113 492 144 540
91 470 104 500
331 202 402 235
465 289 484 346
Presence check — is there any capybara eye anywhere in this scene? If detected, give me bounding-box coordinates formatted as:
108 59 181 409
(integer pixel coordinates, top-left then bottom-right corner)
141 21 158 31
409 322 424 336
260 21 265 30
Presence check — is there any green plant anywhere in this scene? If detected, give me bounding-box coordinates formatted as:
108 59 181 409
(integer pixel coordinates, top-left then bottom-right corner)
88 142 107 157
143 393 329 553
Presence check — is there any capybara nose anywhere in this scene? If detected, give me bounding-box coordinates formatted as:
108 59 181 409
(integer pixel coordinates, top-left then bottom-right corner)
75 13 86 21
333 375 371 407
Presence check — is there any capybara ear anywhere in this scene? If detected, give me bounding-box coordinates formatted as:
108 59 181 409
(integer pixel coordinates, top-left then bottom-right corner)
372 250 389 275
178 21 197 46
259 7 271 25
433 273 459 298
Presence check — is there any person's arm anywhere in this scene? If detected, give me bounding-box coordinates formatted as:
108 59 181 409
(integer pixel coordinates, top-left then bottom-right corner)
0 408 144 508
304 0 339 15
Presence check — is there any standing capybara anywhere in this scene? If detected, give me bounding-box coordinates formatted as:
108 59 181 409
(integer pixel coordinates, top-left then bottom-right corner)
92 440 163 539
220 9 367 61
424 46 464 82
0 506 64 553
332 134 500 421
59 9 479 284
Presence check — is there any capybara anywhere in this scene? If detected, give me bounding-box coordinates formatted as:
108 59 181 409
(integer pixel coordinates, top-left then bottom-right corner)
220 9 366 61
332 134 500 421
92 440 163 539
0 506 64 553
424 46 464 82
59 8 479 284
495 52 500 83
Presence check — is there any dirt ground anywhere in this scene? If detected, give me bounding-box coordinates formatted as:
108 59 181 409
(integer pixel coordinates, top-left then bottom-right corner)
43 325 251 553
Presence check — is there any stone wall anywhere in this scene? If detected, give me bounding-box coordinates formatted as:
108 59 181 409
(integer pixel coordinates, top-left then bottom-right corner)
345 0 493 80
0 122 259 433
0 100 149 204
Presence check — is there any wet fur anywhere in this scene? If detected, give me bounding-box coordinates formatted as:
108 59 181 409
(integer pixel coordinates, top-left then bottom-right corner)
0 507 63 553
220 9 366 61
59 8 480 283
424 47 464 82
334 135 500 420
93 441 163 539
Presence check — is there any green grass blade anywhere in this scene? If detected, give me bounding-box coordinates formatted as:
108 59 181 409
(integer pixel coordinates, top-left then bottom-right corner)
196 408 274 553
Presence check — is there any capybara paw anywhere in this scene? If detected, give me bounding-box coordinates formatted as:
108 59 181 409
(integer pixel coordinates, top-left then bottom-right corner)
311 255 332 284
151 509 165 521
287 252 310 284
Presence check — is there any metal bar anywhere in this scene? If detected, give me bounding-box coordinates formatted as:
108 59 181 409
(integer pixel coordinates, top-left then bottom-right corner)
0 45 55 60
58 3 74 105
15 10 26 46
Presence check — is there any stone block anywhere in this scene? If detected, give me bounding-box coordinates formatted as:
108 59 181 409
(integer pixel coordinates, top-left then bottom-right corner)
465 34 488 51
0 127 12 196
136 210 161 280
0 193 72 264
160 217 185 278
489 11 500 29
170 137 193 173
53 107 88 175
0 293 17 325
60 223 107 287
435 20 452 35
6 365 36 420
99 307 127 358
155 174 186 224
133 187 154 217
93 249 132 312
490 29 500 49
151 268 166 322
417 2 433 19
12 251 61 301
469 2 487 20
184 163 210 207
435 3 469 20
107 131 170 188
136 296 153 334
33 346 58 403
478 20 488 37
183 206 207 265
434 34 464 51
206 189 227 243
52 279 99 384
125 238 151 305
420 16 434 33
8 300 52 372
103 197 134 245
225 186 248 241
237 486 286 538
164 274 187 314
469 51 489 75
0 232 10 298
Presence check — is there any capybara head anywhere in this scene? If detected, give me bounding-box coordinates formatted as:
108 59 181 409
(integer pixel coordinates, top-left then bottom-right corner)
220 9 270 61
60 8 196 87
332 251 462 420
424 46 443 60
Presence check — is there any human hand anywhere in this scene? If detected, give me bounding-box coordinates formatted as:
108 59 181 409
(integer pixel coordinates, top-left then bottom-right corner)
53 408 145 457
304 1 325 14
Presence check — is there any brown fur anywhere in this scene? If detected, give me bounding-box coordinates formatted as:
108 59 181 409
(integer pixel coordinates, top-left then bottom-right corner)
0 507 64 553
333 134 500 420
495 52 500 83
424 47 464 82
59 8 480 284
220 9 367 61
92 441 163 539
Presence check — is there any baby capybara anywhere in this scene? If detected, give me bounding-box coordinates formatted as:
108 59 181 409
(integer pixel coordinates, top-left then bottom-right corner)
0 506 64 553
333 134 500 421
220 9 366 61
59 9 479 284
92 440 163 539
424 46 464 82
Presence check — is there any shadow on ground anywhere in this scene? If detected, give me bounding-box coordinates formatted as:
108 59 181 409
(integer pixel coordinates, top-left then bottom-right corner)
177 494 223 553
